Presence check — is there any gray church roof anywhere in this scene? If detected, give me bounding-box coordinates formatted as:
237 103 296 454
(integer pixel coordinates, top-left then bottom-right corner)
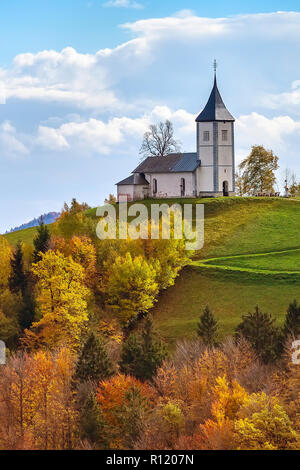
116 174 149 185
196 76 235 122
133 153 200 174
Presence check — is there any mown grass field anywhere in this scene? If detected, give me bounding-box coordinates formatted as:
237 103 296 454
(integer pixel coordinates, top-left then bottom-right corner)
4 197 300 346
204 249 300 272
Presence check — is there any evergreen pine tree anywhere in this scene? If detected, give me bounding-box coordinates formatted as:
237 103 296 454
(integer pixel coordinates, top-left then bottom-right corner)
120 315 167 381
75 332 113 383
197 305 219 347
18 293 35 331
283 300 300 339
33 217 50 262
9 241 27 295
9 241 35 331
235 306 282 363
80 392 107 449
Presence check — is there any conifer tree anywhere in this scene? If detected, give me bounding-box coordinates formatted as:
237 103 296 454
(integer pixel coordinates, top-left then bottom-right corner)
120 315 167 382
80 392 107 448
75 332 113 383
197 306 219 348
283 300 300 339
8 241 35 331
235 306 282 363
9 241 27 295
33 217 50 262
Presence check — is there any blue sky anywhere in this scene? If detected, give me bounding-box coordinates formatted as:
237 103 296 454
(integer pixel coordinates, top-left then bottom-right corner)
1 1 300 231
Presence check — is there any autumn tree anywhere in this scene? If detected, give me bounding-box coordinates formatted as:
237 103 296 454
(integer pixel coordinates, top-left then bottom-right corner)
53 199 93 240
75 332 114 383
0 236 12 290
142 236 189 290
139 120 181 159
107 253 159 324
0 348 79 450
235 306 282 363
234 392 298 450
33 218 50 262
26 250 90 350
120 316 167 381
104 194 116 204
197 306 219 348
96 374 154 449
237 145 279 195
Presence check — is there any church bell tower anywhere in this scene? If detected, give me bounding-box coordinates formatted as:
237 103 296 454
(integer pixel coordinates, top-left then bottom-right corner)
195 62 235 197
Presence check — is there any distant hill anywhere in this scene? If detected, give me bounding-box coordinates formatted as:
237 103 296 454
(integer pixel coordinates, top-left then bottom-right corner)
6 212 60 234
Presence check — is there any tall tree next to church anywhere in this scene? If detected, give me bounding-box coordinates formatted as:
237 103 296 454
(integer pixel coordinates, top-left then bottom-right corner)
139 120 181 159
237 145 279 195
33 217 50 262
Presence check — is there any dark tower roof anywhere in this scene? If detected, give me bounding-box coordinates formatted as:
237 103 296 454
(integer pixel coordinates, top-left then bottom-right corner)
196 75 235 122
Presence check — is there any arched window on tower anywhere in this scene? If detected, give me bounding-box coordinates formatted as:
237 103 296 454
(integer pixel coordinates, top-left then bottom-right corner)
180 177 185 197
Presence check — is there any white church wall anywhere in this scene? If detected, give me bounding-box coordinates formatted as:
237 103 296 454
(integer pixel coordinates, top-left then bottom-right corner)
218 167 233 192
198 146 214 166
217 121 232 145
148 172 194 198
197 122 213 147
133 185 148 200
117 185 134 201
197 166 214 193
218 146 233 166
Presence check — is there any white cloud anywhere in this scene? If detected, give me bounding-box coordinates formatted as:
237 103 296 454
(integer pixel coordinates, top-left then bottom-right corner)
262 81 300 111
103 0 143 9
0 121 29 157
235 112 300 164
1 12 300 114
34 106 195 155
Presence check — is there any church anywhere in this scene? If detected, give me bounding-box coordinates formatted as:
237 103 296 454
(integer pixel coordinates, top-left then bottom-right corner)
116 70 235 200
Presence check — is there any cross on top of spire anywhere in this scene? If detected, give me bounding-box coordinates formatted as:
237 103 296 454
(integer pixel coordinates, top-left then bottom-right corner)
213 59 217 77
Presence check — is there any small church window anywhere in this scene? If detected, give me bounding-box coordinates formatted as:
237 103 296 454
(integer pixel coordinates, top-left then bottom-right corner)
222 130 228 141
180 178 185 197
203 131 210 142
153 178 157 194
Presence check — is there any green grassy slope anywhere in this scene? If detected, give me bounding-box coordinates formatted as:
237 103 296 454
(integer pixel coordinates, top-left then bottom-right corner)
152 197 300 346
4 226 39 246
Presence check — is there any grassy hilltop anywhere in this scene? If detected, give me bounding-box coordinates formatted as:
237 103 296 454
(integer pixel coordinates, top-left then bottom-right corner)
4 197 300 346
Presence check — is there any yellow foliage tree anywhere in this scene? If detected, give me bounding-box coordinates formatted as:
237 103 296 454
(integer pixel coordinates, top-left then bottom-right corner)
107 253 159 323
51 235 97 289
234 392 299 450
26 250 90 350
0 236 12 290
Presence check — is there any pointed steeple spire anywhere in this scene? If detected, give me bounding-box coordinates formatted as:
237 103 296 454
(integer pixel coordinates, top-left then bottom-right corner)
196 62 235 122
